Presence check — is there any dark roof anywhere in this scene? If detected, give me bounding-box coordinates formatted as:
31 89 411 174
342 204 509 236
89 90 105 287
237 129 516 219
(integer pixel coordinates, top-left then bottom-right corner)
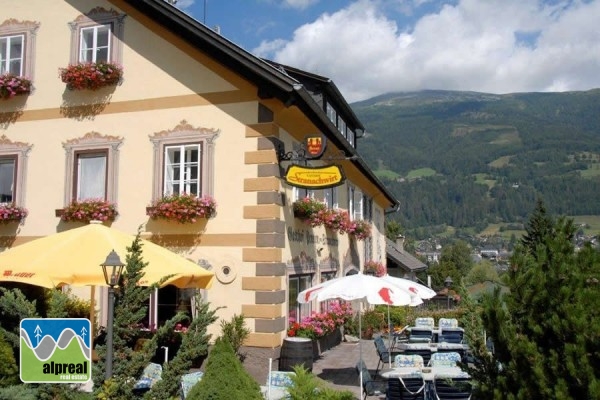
386 238 427 272
123 0 398 209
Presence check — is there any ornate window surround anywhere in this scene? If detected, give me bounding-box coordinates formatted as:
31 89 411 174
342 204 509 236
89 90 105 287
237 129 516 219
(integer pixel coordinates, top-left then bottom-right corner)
0 19 40 79
149 120 219 201
68 7 126 64
62 132 123 205
0 135 32 206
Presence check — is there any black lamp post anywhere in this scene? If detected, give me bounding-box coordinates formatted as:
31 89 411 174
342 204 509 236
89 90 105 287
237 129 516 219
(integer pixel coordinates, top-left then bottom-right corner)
100 249 125 380
444 276 453 309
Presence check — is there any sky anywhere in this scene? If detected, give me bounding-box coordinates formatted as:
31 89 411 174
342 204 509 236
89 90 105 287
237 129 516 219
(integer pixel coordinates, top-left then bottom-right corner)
174 0 600 103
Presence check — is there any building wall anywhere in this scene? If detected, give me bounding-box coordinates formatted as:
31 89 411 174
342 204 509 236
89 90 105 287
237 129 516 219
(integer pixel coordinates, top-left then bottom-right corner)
1 0 393 354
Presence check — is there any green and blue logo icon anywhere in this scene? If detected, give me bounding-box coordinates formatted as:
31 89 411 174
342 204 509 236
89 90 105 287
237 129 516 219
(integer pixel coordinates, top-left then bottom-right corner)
20 318 91 383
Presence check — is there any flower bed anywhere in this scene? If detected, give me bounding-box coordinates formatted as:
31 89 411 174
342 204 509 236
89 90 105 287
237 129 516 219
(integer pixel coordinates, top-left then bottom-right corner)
0 74 32 99
59 61 123 91
287 301 353 359
58 199 118 223
146 193 216 224
0 203 28 224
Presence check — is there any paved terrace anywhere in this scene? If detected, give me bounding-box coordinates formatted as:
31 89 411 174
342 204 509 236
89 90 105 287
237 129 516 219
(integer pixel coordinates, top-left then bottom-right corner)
311 338 385 399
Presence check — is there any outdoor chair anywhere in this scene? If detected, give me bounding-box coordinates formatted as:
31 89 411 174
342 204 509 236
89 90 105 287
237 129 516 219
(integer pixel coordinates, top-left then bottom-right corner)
261 370 296 400
180 371 203 399
374 335 395 374
402 349 432 366
132 362 162 394
393 354 425 369
386 371 426 400
409 320 433 343
438 318 464 344
414 317 434 328
428 352 461 368
433 377 472 400
356 360 386 400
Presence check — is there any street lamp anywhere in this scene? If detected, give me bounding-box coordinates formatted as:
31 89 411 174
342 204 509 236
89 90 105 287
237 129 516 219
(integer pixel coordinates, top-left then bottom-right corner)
100 249 125 380
444 276 453 309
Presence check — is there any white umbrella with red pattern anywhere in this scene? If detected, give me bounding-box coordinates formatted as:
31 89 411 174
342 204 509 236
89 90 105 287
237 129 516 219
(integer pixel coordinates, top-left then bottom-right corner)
298 272 417 397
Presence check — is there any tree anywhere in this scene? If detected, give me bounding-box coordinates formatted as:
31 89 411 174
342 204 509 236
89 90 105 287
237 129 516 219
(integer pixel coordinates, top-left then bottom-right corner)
471 208 600 399
427 240 474 288
93 230 217 399
464 260 500 286
520 199 554 258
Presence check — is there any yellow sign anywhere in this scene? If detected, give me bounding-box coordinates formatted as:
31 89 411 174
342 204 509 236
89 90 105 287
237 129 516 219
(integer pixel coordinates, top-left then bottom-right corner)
284 164 345 189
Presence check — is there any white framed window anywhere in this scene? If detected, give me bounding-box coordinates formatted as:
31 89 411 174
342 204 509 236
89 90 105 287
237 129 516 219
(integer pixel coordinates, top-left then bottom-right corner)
348 185 354 218
0 156 16 203
337 116 346 138
288 275 312 323
68 8 126 65
0 19 39 79
164 144 201 196
149 121 219 201
0 137 32 207
79 25 111 63
353 188 364 220
75 151 107 200
62 132 122 205
323 187 338 209
326 102 337 125
0 34 24 75
363 195 373 221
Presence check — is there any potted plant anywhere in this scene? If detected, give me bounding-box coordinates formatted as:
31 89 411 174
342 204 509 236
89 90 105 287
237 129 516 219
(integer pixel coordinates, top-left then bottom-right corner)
363 260 386 277
0 203 28 224
57 198 118 223
146 193 217 224
0 74 32 99
292 197 327 222
345 219 372 240
59 61 123 91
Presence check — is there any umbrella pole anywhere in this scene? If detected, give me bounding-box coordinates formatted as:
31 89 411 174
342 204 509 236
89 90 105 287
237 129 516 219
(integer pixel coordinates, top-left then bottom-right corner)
90 286 95 357
359 301 363 398
388 304 392 366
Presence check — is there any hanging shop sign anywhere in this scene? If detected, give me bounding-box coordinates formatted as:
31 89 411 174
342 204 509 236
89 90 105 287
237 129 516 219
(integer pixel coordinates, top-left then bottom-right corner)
284 164 345 189
304 134 327 159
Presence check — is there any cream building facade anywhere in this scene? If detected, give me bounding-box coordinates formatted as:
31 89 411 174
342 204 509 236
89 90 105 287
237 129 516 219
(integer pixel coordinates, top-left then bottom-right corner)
0 0 398 361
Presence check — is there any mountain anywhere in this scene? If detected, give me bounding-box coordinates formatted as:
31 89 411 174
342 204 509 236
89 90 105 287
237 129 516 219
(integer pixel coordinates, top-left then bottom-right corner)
351 89 600 237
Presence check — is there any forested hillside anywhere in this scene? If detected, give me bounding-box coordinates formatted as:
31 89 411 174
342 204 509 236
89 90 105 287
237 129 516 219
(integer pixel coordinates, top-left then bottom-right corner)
351 89 600 237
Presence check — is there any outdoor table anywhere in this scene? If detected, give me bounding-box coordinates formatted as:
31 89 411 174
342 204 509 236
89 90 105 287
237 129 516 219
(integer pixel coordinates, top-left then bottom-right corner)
380 366 470 400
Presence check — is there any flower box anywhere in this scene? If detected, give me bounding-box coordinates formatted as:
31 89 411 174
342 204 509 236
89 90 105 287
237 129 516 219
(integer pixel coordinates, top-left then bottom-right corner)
0 74 32 99
346 219 372 240
57 199 118 223
292 197 327 223
59 62 123 91
364 260 386 277
146 193 216 224
0 203 28 224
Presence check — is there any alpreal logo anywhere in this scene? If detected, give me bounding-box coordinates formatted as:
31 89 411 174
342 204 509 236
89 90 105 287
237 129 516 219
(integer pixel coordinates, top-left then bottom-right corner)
20 318 91 383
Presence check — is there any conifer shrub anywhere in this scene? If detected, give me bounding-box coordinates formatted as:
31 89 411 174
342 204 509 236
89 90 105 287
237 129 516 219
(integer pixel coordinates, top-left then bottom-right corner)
286 365 354 400
0 331 18 387
186 338 262 400
219 313 250 361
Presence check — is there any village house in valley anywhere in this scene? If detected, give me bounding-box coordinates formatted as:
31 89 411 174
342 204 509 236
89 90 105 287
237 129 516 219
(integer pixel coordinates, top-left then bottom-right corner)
0 0 398 367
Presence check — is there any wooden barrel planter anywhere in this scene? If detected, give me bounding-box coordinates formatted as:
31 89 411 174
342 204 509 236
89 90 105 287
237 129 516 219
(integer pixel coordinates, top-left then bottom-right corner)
279 337 313 372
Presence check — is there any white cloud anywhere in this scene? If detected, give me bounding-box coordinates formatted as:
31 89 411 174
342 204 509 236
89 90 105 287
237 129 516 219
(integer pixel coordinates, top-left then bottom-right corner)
256 0 600 102
283 0 320 10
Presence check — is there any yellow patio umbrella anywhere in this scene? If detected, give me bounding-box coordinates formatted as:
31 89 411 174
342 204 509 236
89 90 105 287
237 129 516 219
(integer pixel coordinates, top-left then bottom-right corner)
0 221 214 289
